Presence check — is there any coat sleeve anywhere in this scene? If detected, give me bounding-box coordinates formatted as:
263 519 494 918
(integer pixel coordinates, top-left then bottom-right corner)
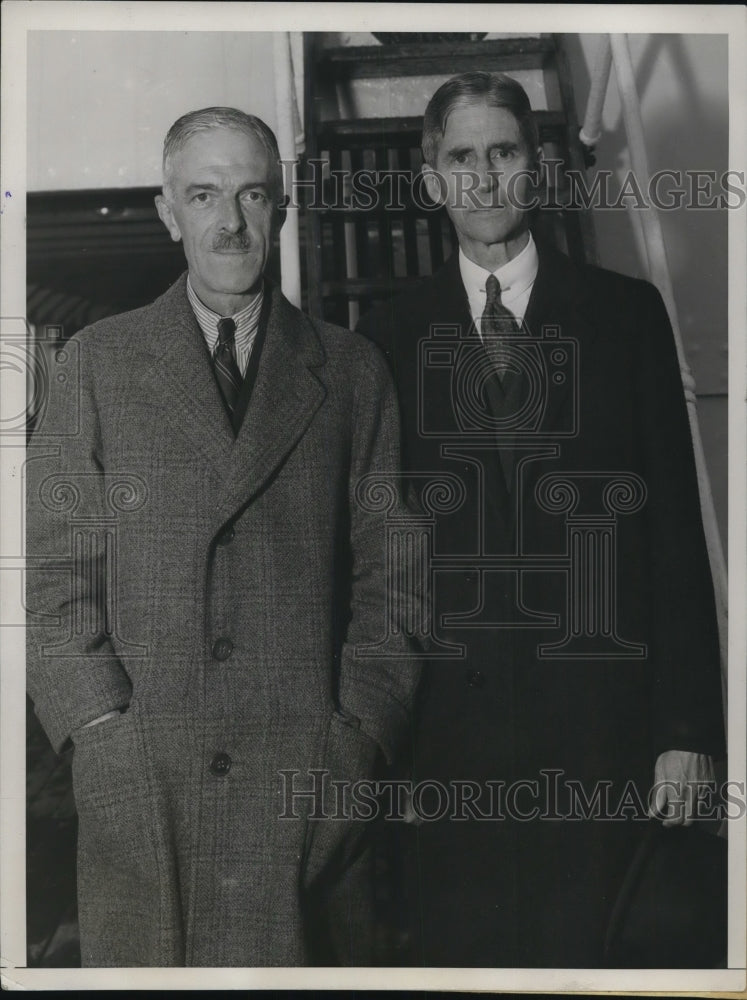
337 342 425 765
26 330 134 753
633 282 725 759
355 303 395 363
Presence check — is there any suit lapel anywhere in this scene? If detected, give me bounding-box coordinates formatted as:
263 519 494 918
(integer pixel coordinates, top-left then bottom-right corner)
220 282 327 518
523 243 598 436
515 243 599 507
426 253 475 347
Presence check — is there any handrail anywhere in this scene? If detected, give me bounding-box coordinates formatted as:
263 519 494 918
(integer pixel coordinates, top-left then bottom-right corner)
273 32 303 308
580 35 611 149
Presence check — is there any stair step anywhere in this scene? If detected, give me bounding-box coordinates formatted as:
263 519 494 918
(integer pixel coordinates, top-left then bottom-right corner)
316 111 568 150
317 36 555 80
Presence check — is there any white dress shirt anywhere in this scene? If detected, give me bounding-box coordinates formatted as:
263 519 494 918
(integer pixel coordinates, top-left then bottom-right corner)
459 232 539 334
187 277 264 378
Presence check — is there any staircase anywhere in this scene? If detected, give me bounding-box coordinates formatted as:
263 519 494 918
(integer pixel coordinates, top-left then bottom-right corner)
301 33 597 325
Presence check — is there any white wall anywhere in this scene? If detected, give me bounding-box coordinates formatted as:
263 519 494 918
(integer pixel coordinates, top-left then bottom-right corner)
28 31 279 190
565 34 728 547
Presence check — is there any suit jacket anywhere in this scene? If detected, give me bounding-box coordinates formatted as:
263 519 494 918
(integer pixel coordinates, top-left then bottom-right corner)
26 273 422 967
357 244 725 967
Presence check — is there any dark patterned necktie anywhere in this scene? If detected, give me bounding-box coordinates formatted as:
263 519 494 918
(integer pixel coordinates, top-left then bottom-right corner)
213 317 242 416
481 274 518 387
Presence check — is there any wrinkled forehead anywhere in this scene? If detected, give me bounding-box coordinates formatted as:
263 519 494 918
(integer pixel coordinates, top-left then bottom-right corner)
440 99 523 143
167 126 273 177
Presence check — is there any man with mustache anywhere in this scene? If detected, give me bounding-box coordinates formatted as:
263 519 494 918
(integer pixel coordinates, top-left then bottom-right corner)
26 107 422 967
357 72 725 967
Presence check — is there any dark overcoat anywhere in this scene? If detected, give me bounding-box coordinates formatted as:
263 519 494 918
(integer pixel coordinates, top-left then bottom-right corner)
357 244 725 967
26 274 421 967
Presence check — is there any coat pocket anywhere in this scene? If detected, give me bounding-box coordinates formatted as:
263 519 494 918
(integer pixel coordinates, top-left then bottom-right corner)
71 703 150 860
301 712 383 891
71 702 164 966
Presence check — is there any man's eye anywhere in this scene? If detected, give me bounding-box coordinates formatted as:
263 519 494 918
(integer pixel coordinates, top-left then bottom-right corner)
192 192 212 204
492 149 514 161
242 191 266 204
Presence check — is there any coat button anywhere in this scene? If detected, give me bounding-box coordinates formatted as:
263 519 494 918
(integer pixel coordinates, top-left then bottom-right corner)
212 638 233 661
217 526 235 546
467 670 485 689
210 752 232 776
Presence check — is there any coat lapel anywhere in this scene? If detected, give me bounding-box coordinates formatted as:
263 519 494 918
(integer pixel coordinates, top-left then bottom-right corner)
143 274 237 475
220 282 327 518
514 242 599 507
523 243 598 436
139 274 327 518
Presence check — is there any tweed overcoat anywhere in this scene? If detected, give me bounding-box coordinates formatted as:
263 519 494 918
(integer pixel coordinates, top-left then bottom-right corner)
26 274 422 967
357 244 725 967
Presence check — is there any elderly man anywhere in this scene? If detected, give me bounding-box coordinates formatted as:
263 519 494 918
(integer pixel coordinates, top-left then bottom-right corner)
357 72 725 967
26 107 421 967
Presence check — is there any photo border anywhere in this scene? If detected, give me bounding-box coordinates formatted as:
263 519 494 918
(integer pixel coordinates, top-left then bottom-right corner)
2 1 745 991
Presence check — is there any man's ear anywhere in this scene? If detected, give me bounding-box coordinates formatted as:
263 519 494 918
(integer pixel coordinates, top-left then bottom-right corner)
532 146 545 185
275 193 289 234
155 193 182 243
422 165 446 207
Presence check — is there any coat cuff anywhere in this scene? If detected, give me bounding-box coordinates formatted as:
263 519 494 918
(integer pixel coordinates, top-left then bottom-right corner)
33 663 133 754
338 675 411 766
653 721 726 762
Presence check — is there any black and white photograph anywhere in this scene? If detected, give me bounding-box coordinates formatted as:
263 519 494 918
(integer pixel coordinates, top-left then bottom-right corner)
1 1 745 991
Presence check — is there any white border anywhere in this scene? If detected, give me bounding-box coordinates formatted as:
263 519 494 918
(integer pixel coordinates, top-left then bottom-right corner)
726 10 747 981
2 2 746 993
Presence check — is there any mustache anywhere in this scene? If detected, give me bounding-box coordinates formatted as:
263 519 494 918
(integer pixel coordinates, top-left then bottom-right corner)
211 233 253 251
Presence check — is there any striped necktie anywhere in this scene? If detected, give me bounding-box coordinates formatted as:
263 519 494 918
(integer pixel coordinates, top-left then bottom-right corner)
481 274 518 387
213 317 243 416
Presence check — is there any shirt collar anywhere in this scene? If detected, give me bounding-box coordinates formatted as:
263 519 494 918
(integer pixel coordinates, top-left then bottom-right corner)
186 276 264 349
459 231 538 312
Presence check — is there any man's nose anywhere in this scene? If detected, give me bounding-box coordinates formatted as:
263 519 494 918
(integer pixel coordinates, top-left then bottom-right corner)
219 196 246 233
476 159 500 193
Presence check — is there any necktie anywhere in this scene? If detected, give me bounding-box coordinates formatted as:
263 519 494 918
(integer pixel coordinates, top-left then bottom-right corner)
213 317 242 416
478 274 527 503
481 274 518 386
